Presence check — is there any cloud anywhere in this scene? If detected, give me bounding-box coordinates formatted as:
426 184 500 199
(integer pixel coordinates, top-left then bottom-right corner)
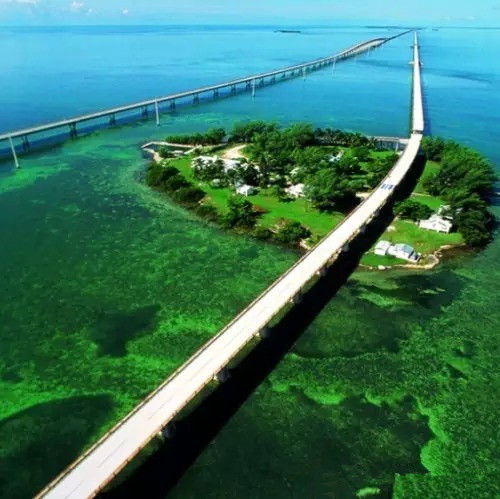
121 8 129 15
70 1 84 11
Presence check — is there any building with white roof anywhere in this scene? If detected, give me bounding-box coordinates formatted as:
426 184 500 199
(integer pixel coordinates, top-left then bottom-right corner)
285 183 305 198
387 243 420 262
236 184 258 196
374 240 392 256
418 214 453 233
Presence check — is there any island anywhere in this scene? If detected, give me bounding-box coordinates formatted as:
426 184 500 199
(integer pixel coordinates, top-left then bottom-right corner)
143 122 495 269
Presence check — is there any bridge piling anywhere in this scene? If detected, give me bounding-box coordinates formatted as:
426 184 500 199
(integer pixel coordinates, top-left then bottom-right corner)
214 368 231 383
8 137 20 169
109 114 116 126
251 79 256 98
159 423 177 440
169 100 176 111
141 106 148 117
155 99 160 126
22 135 30 151
316 266 328 278
193 94 200 105
69 123 77 138
258 326 271 339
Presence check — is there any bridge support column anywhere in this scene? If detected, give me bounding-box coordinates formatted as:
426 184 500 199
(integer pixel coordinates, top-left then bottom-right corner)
193 94 200 104
141 106 148 117
158 422 177 440
281 73 286 79
302 67 307 80
169 100 176 110
316 266 328 278
342 243 350 253
251 79 256 98
155 99 160 126
213 89 219 98
258 326 271 339
22 135 30 151
8 136 20 169
230 84 236 94
291 292 302 305
69 123 77 138
271 75 276 83
259 77 264 87
109 114 116 126
214 368 230 383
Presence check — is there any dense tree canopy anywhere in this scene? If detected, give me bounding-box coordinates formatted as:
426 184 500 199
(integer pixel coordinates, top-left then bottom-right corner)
165 127 226 145
422 138 496 246
224 195 259 229
273 220 311 246
305 168 358 212
394 200 433 221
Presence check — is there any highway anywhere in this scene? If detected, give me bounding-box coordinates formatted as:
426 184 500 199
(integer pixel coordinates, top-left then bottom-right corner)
37 31 423 499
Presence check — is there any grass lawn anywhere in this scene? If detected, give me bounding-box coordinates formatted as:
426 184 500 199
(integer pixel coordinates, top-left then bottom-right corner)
361 219 463 267
409 193 443 211
170 155 344 239
414 160 440 194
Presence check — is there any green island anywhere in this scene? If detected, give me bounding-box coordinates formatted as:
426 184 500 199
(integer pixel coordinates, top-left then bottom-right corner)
144 122 495 268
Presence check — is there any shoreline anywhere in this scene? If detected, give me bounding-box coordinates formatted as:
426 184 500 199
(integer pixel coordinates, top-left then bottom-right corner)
360 243 468 272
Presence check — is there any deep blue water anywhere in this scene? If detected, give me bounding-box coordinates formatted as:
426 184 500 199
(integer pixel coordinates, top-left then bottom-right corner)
1 26 499 163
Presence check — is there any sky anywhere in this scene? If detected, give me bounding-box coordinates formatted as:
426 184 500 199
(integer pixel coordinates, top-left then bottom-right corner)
0 0 499 26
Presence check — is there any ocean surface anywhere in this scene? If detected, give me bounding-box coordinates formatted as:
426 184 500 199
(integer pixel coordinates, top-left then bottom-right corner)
0 25 498 498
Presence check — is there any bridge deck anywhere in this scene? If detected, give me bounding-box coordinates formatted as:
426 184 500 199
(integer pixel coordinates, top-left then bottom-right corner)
0 38 387 143
37 31 422 499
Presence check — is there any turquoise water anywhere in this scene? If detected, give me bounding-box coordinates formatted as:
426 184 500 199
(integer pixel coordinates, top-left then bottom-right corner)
0 26 498 498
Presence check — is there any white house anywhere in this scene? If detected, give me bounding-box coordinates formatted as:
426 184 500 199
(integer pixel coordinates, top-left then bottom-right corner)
387 243 420 262
192 156 240 172
418 214 453 234
236 184 257 196
329 150 345 163
285 183 305 198
374 240 392 256
222 159 240 172
192 155 218 169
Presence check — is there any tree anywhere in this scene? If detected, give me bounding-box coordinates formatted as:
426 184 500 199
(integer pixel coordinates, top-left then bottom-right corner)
163 174 190 192
305 168 358 211
146 163 180 187
224 195 259 229
173 186 206 205
421 136 446 161
273 220 311 245
394 200 433 221
229 121 278 142
364 154 398 188
233 163 260 186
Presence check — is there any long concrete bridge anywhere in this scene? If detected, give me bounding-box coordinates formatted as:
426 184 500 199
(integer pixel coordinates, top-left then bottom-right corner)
36 31 423 499
1 30 410 169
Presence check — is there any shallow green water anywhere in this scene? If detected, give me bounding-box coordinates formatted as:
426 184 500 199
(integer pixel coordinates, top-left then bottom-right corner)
0 120 297 497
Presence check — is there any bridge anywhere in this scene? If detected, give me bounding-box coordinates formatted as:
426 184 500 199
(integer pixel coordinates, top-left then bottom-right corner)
36 31 423 499
1 31 411 169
